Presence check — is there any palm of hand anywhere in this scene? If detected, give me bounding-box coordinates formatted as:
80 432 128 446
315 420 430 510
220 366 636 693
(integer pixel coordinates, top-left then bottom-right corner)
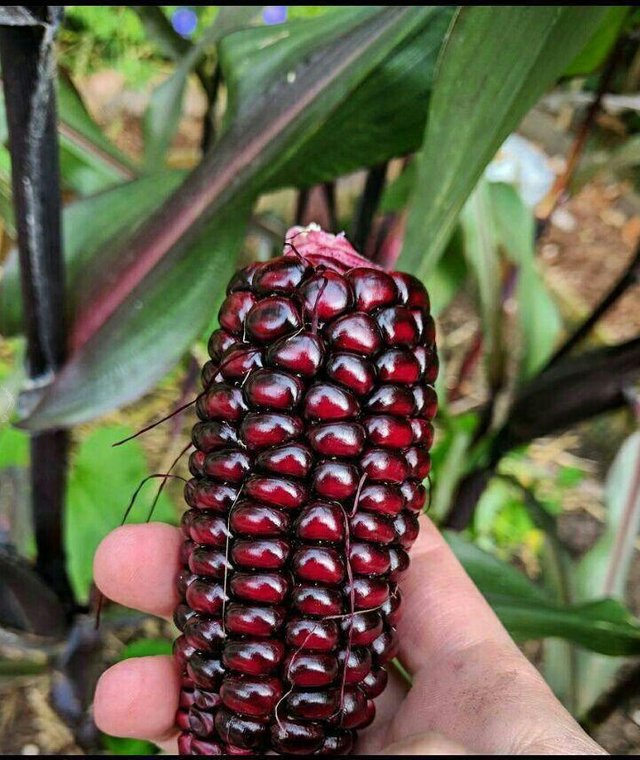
93 517 603 755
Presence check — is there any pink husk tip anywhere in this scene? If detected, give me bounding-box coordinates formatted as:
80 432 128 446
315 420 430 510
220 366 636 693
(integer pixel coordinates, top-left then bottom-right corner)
284 224 384 272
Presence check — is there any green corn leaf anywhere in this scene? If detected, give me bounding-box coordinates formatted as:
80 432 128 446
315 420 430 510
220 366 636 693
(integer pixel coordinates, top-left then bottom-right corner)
487 181 562 379
0 91 14 232
57 72 138 190
102 736 158 756
0 72 134 196
0 75 133 198
570 432 640 714
400 6 610 278
576 433 640 601
118 638 173 660
446 529 549 603
564 6 630 77
379 160 418 213
487 181 534 265
446 531 640 656
493 596 640 657
430 413 478 522
459 179 502 362
426 223 468 317
516 264 563 379
0 425 28 468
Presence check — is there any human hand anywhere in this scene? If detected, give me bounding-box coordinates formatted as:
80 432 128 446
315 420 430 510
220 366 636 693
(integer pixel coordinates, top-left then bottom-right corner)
93 516 606 755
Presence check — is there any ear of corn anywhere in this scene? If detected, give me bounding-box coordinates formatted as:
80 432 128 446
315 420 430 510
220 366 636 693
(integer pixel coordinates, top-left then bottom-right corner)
174 226 438 755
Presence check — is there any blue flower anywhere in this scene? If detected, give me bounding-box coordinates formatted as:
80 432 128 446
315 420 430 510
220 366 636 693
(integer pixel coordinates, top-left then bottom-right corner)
172 8 198 38
263 6 287 25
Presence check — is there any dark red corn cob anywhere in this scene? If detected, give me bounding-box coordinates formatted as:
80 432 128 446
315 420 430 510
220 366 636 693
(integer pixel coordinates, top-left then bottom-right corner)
175 226 438 755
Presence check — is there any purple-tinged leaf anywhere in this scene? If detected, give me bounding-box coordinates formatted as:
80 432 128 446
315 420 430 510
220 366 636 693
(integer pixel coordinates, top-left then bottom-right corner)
19 7 434 429
0 547 67 637
502 338 640 448
70 7 428 352
0 172 186 337
20 205 249 428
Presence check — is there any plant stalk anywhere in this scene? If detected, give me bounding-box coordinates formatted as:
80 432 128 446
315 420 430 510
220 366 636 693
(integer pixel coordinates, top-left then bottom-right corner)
445 338 640 529
536 33 625 230
131 5 192 60
295 183 337 232
544 242 640 370
582 660 640 732
0 9 75 614
351 162 388 253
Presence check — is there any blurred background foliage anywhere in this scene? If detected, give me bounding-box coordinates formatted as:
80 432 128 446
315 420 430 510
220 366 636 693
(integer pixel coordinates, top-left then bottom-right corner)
0 4 639 755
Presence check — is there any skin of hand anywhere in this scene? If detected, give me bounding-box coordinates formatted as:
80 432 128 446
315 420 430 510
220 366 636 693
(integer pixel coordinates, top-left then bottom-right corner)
93 516 606 755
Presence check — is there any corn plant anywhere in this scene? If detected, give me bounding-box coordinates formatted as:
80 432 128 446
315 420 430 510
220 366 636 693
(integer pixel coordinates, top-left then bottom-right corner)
0 4 639 754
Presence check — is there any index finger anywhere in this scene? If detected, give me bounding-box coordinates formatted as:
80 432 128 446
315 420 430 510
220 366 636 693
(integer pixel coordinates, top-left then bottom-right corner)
93 522 181 619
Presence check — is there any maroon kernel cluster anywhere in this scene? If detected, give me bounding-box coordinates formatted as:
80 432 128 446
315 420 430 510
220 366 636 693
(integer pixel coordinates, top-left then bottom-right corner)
175 248 437 755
